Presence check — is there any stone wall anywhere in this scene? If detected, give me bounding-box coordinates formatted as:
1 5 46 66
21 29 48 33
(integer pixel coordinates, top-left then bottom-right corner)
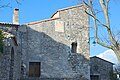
19 5 90 80
0 24 21 80
0 38 21 80
0 54 10 80
90 56 113 80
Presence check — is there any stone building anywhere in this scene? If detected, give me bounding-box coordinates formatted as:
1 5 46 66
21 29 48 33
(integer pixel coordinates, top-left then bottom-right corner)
0 23 21 80
90 56 114 80
0 4 90 80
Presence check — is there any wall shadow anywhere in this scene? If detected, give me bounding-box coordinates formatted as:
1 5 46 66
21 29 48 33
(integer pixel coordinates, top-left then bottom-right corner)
19 25 90 80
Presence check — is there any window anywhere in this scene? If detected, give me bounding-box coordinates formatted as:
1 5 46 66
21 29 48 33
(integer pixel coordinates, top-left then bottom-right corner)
29 62 41 77
71 42 77 53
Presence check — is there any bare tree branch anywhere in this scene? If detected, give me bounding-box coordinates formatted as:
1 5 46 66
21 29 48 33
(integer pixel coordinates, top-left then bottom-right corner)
93 15 113 49
99 0 117 47
86 0 113 49
85 10 108 27
81 0 120 62
0 3 11 8
0 0 21 9
15 0 21 5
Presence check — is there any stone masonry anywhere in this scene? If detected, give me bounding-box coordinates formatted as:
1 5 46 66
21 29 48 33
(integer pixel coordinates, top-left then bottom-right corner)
0 23 21 80
0 4 90 80
90 56 114 80
19 5 90 80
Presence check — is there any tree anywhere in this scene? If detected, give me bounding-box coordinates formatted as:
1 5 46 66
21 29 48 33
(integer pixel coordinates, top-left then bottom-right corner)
0 0 21 53
0 30 4 53
77 0 120 63
0 0 21 8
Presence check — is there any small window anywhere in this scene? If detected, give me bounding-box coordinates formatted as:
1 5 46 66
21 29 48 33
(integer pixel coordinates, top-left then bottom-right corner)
29 62 41 77
71 42 77 53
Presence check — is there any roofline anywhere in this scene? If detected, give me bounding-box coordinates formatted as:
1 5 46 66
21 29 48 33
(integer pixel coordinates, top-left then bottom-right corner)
58 4 87 11
51 4 87 18
90 56 114 65
26 17 59 25
50 11 60 19
26 4 88 25
0 22 20 26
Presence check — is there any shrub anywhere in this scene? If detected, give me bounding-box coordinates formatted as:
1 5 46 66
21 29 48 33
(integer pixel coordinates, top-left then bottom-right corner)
0 30 4 53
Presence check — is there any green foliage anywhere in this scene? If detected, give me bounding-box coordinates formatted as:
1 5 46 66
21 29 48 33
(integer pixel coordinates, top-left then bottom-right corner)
0 30 4 53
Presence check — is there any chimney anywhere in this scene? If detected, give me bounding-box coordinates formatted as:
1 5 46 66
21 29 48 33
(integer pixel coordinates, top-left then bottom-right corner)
13 8 19 24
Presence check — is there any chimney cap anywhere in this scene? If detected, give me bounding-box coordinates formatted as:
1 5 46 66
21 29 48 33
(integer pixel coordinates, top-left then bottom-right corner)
14 8 19 11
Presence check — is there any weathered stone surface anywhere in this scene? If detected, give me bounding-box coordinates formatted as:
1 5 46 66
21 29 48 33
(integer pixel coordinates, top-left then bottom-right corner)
19 5 90 80
90 56 114 80
0 5 90 80
0 54 10 80
0 29 21 80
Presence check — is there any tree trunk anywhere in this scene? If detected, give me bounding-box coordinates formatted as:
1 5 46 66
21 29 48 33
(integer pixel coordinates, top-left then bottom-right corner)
113 49 120 64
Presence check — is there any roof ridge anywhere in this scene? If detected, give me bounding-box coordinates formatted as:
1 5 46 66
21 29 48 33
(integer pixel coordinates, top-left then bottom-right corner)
0 22 19 26
58 4 86 11
51 4 86 18
91 56 114 64
25 4 87 25
26 17 59 25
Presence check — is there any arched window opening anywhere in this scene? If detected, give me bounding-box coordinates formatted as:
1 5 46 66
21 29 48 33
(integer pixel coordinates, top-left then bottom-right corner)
9 47 14 80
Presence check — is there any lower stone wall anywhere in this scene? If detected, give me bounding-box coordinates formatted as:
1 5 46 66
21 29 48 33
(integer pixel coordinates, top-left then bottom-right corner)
22 78 88 80
0 54 10 80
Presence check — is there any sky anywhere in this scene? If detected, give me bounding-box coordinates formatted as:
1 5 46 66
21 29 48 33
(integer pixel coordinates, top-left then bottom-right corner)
97 49 119 64
0 0 120 56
